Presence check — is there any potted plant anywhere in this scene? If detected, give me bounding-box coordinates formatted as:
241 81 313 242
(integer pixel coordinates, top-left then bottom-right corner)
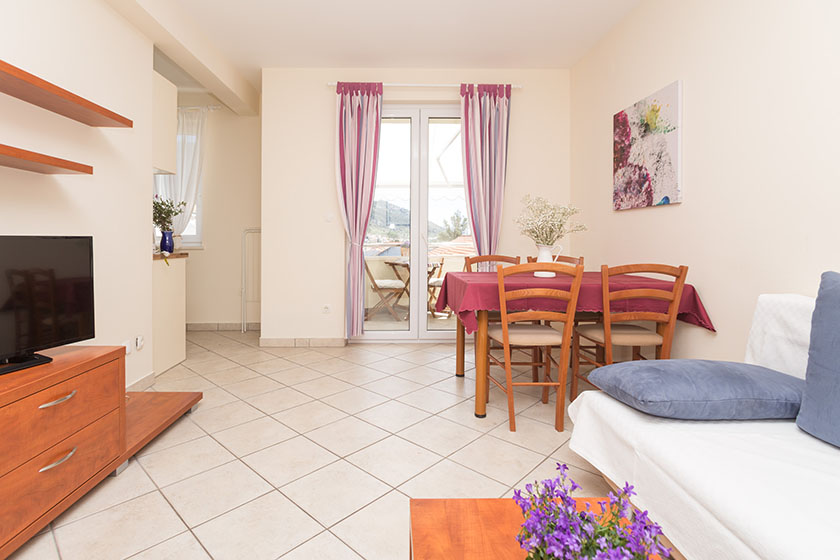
152 195 186 254
515 195 586 277
514 463 669 559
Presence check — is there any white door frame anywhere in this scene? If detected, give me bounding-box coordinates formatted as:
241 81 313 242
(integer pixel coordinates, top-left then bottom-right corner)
356 104 461 342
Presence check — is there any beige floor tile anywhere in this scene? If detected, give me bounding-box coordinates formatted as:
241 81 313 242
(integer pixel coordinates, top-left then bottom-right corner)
362 376 425 398
213 416 297 457
398 459 508 498
161 461 272 527
339 348 388 365
397 386 466 413
489 416 571 455
243 436 338 487
54 459 156 527
306 417 389 457
246 387 313 414
450 435 545 486
552 441 600 475
320 387 389 414
227 349 277 366
519 396 574 429
395 365 451 386
155 365 198 382
190 386 239 412
399 349 448 365
294 376 355 399
53 492 185 560
8 532 59 560
332 491 410 559
305 357 355 374
279 531 362 560
367 357 416 374
272 401 348 433
128 531 210 559
329 364 389 386
268 366 325 386
484 386 542 413
347 436 442 486
280 460 389 526
248 357 298 375
397 415 483 456
138 436 235 487
356 400 431 433
431 375 477 398
284 350 331 366
190 400 265 433
201 365 261 386
137 417 206 456
224 376 284 399
437 400 510 432
183 358 241 375
153 375 216 392
193 491 321 560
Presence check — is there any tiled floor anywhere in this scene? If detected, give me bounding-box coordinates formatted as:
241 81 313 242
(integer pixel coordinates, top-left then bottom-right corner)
13 332 608 560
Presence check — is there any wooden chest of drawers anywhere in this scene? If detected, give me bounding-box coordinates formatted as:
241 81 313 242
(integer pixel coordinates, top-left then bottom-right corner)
0 346 126 558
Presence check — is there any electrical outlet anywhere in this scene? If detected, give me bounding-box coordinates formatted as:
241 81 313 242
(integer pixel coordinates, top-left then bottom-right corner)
135 335 145 351
322 305 331 314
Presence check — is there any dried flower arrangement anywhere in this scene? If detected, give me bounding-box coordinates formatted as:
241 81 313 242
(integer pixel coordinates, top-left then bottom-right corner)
515 195 586 247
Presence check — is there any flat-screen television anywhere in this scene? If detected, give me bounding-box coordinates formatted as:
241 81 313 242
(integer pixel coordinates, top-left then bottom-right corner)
0 236 94 374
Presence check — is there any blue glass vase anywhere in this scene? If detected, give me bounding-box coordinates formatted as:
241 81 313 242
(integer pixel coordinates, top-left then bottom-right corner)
160 231 174 253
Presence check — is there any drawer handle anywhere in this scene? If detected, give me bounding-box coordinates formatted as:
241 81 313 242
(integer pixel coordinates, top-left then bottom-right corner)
38 447 78 473
38 390 77 409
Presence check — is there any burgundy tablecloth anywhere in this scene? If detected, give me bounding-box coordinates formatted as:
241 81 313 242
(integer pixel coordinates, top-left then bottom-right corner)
435 271 715 334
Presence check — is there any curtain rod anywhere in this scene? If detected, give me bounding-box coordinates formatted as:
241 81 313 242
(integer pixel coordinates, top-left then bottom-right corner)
326 82 522 89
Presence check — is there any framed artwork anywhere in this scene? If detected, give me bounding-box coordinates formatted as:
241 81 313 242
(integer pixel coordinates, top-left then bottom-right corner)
613 81 681 210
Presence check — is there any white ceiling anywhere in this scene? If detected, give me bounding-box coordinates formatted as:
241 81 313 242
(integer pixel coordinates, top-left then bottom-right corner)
172 0 640 87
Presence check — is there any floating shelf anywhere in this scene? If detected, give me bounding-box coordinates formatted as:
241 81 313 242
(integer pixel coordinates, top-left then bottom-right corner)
0 59 133 128
0 143 92 174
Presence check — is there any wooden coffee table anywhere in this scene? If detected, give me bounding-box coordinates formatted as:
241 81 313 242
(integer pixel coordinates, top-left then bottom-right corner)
409 497 605 559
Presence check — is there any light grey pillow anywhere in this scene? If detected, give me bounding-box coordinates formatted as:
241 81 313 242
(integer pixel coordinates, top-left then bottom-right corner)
589 359 805 420
796 271 840 447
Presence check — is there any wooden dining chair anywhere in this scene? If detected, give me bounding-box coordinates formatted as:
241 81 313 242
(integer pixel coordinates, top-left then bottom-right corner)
570 263 688 400
454 255 522 376
363 259 408 321
487 262 584 431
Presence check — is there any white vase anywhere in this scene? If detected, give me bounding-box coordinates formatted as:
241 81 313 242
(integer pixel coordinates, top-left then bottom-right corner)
534 244 559 277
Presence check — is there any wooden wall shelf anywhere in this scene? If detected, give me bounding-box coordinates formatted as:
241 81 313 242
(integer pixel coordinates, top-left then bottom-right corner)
0 60 132 128
0 144 92 175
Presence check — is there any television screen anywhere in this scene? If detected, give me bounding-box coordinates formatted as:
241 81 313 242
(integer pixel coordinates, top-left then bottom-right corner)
0 236 94 362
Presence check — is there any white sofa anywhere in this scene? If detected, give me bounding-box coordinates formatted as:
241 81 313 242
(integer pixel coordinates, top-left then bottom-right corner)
568 294 839 560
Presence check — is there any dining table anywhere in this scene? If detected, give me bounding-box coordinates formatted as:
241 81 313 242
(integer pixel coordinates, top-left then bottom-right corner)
434 271 715 418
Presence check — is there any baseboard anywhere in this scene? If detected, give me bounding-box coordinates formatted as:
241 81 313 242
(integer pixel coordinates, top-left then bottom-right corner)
127 371 155 391
260 337 347 348
187 322 261 332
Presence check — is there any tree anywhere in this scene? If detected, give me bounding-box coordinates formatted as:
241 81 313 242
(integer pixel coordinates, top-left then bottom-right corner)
438 210 469 241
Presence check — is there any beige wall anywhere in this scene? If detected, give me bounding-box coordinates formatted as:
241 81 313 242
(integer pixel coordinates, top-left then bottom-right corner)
261 68 571 341
0 0 154 385
153 257 186 373
182 94 262 327
570 0 840 359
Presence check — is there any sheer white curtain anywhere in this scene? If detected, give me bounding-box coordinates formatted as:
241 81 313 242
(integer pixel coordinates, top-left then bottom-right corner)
154 107 208 235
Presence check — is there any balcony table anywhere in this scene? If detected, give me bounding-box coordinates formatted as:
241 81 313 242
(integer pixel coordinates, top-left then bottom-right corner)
434 271 715 418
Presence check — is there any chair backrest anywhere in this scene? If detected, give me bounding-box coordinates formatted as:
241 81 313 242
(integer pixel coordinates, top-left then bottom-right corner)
496 262 585 363
526 255 584 266
601 263 688 360
463 255 520 272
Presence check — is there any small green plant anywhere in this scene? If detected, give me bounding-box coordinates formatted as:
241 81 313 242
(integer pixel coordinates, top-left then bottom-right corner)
153 195 186 232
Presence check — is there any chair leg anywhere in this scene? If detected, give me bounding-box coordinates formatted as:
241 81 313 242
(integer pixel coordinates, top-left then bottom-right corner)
556 346 568 432
571 332 580 402
541 345 551 404
632 346 642 360
531 347 540 382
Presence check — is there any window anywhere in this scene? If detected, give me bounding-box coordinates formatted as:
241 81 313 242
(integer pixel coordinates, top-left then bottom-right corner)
153 131 204 248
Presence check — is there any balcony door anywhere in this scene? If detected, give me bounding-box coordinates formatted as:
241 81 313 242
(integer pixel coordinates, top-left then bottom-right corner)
359 106 473 340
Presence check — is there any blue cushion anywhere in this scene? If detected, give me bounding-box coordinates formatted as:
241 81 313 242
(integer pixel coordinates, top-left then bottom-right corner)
588 359 805 420
796 272 840 447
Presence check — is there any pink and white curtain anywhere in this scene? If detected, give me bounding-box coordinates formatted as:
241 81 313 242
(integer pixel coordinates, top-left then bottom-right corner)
460 84 511 261
335 82 383 337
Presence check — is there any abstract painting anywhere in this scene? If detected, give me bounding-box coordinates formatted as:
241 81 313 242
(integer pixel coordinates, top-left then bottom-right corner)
613 81 681 210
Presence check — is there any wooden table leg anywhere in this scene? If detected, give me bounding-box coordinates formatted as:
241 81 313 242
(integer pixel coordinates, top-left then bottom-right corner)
456 318 465 377
474 310 488 418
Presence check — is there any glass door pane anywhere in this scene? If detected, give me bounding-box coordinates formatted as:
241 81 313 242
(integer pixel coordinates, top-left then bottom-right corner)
363 118 412 331
426 117 472 331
